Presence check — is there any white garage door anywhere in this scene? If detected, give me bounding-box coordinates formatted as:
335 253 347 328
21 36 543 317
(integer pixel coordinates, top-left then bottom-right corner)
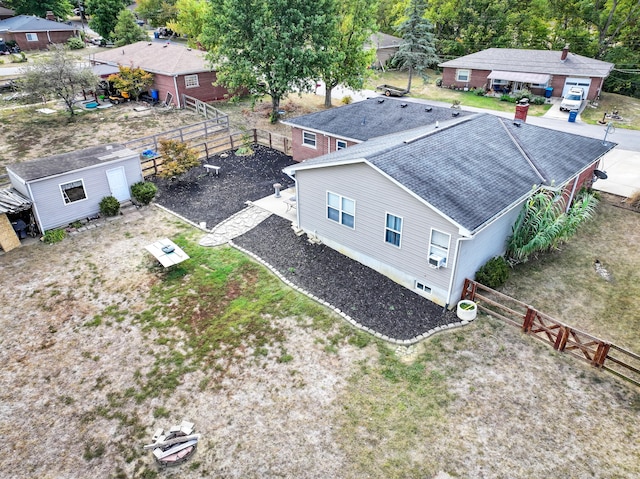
562 77 591 97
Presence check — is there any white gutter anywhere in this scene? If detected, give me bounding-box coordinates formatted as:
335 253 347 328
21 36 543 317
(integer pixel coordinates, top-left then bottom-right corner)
445 235 473 308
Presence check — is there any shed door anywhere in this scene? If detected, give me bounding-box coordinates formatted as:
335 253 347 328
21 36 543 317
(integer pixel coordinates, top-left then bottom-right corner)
106 167 130 202
562 78 591 97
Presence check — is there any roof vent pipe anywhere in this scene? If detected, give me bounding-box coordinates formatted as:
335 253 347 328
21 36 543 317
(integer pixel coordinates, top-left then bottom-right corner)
561 44 569 61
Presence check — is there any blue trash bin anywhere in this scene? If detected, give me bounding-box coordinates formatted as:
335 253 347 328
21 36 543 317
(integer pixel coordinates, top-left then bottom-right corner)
150 89 159 101
154 31 159 39
545 87 553 98
568 110 578 122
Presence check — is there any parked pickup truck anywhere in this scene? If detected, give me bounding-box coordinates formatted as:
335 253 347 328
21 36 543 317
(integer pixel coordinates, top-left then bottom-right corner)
376 84 409 97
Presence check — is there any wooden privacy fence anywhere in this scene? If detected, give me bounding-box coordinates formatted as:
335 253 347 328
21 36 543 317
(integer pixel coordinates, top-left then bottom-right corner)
140 129 292 178
461 279 640 387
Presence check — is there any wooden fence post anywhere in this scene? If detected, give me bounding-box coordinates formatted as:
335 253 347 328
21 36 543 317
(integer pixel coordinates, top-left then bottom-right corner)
593 342 610 367
253 129 258 144
554 326 569 351
522 307 536 333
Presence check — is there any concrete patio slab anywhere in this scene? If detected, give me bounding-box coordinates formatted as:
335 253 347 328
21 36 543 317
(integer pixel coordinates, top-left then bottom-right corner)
593 149 640 198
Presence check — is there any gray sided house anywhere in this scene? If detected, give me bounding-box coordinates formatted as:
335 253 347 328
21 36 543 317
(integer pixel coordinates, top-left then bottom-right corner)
282 97 471 162
284 114 615 307
7 144 142 232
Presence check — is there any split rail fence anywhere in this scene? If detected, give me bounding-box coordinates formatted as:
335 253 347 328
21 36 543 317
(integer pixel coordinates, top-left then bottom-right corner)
461 279 640 387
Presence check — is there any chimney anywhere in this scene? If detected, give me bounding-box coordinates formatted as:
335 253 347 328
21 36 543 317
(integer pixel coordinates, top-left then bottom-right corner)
46 10 56 21
515 98 530 123
561 44 570 62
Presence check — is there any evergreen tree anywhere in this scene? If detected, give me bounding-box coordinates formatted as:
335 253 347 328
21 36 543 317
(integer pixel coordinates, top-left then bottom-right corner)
392 0 439 92
113 9 148 46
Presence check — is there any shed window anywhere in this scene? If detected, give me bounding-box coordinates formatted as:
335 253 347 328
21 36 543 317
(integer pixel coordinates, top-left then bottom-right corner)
60 179 87 204
184 74 199 88
456 69 470 82
327 191 354 228
26 33 38 42
302 131 316 148
385 213 402 247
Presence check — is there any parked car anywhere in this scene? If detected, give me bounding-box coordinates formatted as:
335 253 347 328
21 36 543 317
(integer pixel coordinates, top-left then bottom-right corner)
560 87 584 112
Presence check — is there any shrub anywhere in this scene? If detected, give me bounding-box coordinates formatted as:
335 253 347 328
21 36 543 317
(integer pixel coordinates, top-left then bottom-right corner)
531 96 546 105
158 139 200 178
629 190 640 209
341 95 353 105
131 181 157 205
43 228 66 244
474 89 485 96
435 78 443 87
99 196 120 216
475 256 510 289
65 37 85 50
500 94 516 103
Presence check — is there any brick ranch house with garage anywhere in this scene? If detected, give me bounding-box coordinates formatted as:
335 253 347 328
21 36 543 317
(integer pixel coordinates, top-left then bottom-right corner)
438 46 614 100
6 144 143 234
282 97 472 162
283 114 615 307
89 41 229 108
0 15 78 51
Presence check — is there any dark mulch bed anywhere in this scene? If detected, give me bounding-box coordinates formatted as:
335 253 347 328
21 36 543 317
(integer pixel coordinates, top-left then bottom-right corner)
152 144 295 227
234 215 459 341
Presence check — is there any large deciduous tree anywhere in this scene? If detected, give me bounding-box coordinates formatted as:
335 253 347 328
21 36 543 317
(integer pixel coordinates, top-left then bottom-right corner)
8 0 72 18
19 46 98 116
392 0 439 92
136 0 178 28
113 9 148 46
203 0 336 122
86 0 127 40
320 0 378 108
166 0 209 48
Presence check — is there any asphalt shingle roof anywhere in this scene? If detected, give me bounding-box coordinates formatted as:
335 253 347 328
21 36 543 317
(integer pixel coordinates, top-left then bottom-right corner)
8 144 135 182
89 41 213 76
287 114 616 233
0 15 76 32
283 97 471 142
438 48 614 78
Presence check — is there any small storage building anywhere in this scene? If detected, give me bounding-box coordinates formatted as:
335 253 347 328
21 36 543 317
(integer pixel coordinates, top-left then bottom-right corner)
6 144 143 232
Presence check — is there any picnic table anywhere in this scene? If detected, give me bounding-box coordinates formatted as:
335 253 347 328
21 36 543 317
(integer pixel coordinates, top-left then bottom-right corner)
145 238 189 267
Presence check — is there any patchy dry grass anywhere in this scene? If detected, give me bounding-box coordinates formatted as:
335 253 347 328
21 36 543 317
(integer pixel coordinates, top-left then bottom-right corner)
581 91 640 130
501 200 640 352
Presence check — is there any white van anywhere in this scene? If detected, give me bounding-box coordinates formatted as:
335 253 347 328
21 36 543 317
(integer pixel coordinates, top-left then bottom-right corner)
560 87 584 111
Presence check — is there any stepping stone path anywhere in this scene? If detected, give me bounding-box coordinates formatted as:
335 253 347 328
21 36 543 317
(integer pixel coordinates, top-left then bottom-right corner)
199 204 272 247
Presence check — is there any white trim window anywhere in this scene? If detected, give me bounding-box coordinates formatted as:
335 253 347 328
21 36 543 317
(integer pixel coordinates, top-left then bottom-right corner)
429 229 450 267
385 213 402 247
60 179 87 204
336 139 347 150
302 131 316 148
456 69 470 82
184 74 199 88
327 191 355 228
415 281 432 294
26 33 38 42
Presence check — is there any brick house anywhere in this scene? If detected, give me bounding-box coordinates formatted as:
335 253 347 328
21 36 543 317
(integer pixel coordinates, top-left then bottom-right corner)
438 47 614 100
282 97 472 162
0 15 78 51
89 41 229 107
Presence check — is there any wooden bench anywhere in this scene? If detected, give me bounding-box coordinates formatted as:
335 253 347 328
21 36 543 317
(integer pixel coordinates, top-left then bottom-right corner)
204 164 220 176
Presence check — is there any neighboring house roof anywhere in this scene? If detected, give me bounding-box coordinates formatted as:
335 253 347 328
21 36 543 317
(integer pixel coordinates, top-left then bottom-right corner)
438 48 614 78
366 32 402 50
282 97 471 143
0 14 76 33
285 114 615 234
8 144 136 182
90 41 213 76
0 6 15 17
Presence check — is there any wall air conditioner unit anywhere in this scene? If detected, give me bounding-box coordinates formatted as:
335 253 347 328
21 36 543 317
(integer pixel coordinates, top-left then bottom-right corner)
428 254 445 269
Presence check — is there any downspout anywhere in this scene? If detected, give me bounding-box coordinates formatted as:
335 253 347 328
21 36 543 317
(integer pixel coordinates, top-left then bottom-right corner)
565 176 580 213
47 30 51 43
173 75 180 108
445 235 474 309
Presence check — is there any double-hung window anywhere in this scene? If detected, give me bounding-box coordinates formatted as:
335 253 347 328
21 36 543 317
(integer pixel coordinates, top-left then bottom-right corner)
26 33 38 42
184 74 199 88
429 229 450 267
302 131 316 148
456 69 470 82
385 213 402 247
60 179 87 204
336 139 347 150
327 192 355 228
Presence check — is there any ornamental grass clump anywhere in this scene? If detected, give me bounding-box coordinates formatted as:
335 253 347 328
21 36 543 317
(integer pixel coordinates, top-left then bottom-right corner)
506 187 599 263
